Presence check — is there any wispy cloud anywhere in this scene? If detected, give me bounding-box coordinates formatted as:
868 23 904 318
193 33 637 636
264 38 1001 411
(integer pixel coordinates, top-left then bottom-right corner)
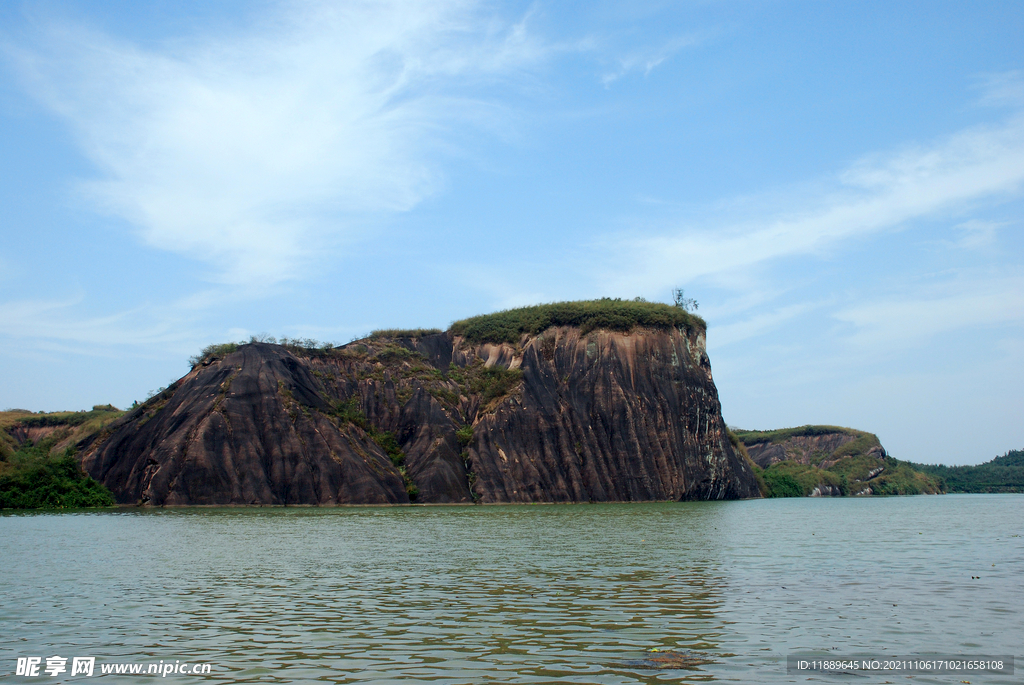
833 271 1024 351
602 108 1024 293
600 33 701 87
974 70 1024 107
710 302 819 347
949 219 1008 249
0 295 193 352
0 282 375 360
7 0 550 286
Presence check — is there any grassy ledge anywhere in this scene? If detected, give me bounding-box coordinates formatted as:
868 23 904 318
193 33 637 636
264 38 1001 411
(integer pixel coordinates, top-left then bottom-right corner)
367 328 443 340
449 298 705 345
731 425 860 445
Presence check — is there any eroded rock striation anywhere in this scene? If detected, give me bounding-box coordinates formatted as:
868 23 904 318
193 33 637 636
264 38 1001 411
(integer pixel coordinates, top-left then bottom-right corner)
82 319 760 505
743 430 887 469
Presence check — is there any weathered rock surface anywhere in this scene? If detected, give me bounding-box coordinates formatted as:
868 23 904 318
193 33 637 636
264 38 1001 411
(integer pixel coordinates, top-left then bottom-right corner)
808 484 843 497
735 425 942 496
81 325 760 505
81 345 408 506
745 432 886 469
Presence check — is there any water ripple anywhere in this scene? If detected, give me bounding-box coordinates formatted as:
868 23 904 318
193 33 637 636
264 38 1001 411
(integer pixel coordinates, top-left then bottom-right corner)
2 496 1021 683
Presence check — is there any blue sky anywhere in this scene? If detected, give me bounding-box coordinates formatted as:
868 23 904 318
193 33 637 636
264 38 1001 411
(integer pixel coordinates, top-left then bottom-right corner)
1 0 1022 465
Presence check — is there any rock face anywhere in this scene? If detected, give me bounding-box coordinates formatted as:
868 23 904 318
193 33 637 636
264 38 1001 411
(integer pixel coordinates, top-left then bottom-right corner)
745 432 886 469
81 325 760 505
735 425 943 497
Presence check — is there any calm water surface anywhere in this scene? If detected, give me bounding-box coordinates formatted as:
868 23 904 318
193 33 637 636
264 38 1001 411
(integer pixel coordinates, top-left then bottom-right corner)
2 495 1021 683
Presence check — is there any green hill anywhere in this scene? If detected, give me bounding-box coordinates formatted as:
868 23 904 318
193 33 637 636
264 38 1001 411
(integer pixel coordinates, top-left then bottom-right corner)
731 425 943 497
911 449 1024 493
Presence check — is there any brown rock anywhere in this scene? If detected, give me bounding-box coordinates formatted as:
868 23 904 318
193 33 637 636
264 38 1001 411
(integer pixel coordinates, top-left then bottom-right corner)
745 432 885 469
81 325 759 505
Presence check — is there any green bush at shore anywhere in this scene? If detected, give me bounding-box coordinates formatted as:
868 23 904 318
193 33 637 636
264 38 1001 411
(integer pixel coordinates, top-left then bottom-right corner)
0 444 114 509
750 457 941 498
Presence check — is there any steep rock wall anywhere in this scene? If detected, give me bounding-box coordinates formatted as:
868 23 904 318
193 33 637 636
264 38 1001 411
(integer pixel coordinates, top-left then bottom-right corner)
464 327 756 502
82 326 759 505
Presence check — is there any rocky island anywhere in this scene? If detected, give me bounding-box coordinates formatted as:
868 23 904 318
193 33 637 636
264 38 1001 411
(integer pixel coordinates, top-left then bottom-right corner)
10 300 991 509
73 300 760 505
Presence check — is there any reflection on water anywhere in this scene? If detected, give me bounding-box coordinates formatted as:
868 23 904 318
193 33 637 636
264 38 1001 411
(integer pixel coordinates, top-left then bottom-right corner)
2 496 1021 683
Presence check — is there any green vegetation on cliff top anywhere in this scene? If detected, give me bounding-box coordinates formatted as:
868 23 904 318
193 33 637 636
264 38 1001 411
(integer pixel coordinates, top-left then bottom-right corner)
1 406 123 461
752 457 940 498
368 328 443 340
732 425 860 444
449 298 704 344
189 299 703 367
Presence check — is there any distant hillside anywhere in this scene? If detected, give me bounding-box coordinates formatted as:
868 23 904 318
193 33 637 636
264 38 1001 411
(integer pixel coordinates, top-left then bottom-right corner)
911 449 1024 493
732 425 942 497
0 407 121 508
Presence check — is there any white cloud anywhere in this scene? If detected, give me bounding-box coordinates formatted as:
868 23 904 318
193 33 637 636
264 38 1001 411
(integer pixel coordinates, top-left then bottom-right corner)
0 295 192 350
600 33 701 86
833 272 1024 351
974 70 1024 108
950 219 1007 249
709 302 817 348
8 0 549 286
602 110 1024 293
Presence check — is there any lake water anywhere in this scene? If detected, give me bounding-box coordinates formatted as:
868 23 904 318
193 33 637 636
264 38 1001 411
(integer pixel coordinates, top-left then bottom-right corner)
2 495 1021 683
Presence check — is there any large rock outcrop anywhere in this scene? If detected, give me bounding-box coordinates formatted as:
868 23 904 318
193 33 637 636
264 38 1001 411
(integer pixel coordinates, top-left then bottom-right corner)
743 429 887 469
733 425 942 496
81 323 760 505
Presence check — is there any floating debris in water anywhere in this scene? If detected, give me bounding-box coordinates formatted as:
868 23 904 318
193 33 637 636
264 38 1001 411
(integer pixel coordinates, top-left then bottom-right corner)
625 649 716 670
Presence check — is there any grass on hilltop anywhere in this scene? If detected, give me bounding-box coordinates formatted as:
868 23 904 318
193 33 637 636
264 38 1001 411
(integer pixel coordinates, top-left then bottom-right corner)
368 328 443 340
1 406 124 462
449 298 705 345
186 299 701 365
731 425 862 445
189 335 341 367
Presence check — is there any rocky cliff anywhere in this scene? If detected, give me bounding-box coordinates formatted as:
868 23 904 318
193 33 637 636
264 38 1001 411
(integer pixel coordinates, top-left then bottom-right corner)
733 425 942 496
740 427 886 469
81 304 760 505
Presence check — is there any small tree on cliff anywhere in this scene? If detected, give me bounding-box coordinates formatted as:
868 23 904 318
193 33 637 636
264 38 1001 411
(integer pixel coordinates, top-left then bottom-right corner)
672 288 699 312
